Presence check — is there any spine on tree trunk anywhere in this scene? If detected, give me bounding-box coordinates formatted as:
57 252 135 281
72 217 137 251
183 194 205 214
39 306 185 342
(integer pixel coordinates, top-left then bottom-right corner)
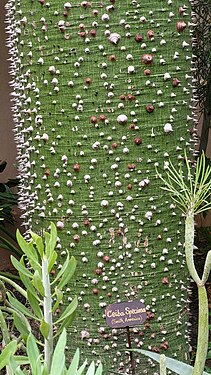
5 0 196 373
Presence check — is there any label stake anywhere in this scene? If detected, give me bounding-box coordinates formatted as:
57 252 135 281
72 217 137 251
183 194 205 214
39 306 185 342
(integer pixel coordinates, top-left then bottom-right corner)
126 326 135 375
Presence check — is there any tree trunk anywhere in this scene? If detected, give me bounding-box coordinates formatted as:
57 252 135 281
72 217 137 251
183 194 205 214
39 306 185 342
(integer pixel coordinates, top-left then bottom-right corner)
6 0 194 373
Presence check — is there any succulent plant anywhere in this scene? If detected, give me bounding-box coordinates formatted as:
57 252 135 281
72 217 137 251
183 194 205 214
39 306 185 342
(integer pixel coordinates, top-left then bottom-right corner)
5 0 197 373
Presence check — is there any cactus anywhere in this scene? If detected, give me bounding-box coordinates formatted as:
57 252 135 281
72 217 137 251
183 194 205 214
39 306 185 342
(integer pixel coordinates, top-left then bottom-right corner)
5 0 196 373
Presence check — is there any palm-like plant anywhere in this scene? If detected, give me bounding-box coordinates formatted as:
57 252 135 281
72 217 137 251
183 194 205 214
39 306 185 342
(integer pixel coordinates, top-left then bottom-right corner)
156 151 211 375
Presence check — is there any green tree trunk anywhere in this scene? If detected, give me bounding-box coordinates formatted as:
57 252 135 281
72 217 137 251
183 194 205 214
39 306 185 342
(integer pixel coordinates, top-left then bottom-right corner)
6 0 194 373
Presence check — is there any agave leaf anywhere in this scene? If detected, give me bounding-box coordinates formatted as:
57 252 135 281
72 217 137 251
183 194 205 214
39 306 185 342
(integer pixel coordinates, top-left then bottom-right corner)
136 349 210 375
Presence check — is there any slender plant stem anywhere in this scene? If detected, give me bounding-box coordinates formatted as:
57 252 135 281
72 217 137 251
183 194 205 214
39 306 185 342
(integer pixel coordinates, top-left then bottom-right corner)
193 286 209 375
185 211 201 285
202 250 211 285
42 256 53 371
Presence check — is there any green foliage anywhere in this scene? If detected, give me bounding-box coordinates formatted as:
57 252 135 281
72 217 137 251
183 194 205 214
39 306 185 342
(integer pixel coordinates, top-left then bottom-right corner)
0 160 19 224
0 160 22 268
157 151 211 215
0 341 18 371
6 330 103 375
157 151 211 375
0 223 102 374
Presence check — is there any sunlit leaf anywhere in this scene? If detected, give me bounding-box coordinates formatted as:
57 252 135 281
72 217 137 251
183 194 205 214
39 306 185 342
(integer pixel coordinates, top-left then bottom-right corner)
33 270 45 297
14 311 31 341
27 334 42 374
11 255 33 279
7 293 39 321
52 287 63 313
50 329 66 375
40 319 50 339
0 341 17 370
54 296 77 325
27 290 43 319
57 256 77 289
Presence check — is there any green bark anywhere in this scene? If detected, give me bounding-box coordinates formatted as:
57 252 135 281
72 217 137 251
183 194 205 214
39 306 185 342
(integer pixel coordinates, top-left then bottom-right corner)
6 0 194 373
193 286 209 375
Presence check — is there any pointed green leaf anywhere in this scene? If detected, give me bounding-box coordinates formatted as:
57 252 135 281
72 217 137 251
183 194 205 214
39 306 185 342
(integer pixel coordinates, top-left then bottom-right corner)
51 252 70 286
136 350 210 375
76 360 87 375
67 348 80 374
45 223 57 259
0 341 17 370
95 364 103 375
13 356 29 366
54 296 78 325
19 258 37 298
11 255 33 279
16 229 39 267
50 329 66 375
55 310 76 337
14 311 31 341
48 250 58 273
86 362 95 375
52 287 63 313
9 356 25 375
27 334 42 374
31 232 44 258
27 290 43 319
41 362 49 375
7 293 39 321
40 319 50 339
58 256 77 289
33 270 45 297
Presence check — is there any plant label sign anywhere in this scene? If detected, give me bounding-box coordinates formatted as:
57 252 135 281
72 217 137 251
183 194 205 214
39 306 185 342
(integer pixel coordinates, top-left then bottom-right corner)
105 300 147 328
